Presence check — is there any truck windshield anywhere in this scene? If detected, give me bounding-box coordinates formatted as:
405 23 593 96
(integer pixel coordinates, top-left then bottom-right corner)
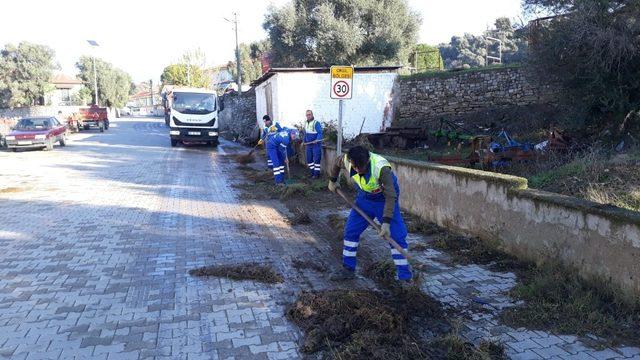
172 92 216 114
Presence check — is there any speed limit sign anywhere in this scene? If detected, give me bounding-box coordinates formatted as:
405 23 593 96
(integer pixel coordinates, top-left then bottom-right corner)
330 66 353 99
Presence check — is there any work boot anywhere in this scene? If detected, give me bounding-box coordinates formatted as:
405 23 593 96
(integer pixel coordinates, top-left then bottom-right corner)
330 266 356 281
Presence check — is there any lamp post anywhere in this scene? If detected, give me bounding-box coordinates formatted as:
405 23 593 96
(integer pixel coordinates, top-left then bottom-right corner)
86 40 99 105
223 13 241 90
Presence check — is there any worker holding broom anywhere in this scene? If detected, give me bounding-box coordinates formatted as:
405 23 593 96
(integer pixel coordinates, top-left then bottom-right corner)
266 126 299 185
327 146 412 282
258 115 281 169
303 110 323 178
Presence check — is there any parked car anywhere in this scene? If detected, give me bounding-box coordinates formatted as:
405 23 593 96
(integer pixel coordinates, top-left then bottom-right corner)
4 117 67 152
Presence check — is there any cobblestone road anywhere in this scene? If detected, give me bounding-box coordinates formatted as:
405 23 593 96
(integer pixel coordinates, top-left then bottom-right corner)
1 117 638 360
0 118 328 359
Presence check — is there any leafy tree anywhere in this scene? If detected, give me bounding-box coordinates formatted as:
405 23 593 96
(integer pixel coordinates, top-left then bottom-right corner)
160 63 208 88
0 42 56 107
438 17 527 69
76 56 133 108
263 0 421 67
525 0 640 119
408 44 443 71
228 40 270 85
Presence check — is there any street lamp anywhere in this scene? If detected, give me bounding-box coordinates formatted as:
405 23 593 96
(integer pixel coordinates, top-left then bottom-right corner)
223 13 241 91
86 40 99 105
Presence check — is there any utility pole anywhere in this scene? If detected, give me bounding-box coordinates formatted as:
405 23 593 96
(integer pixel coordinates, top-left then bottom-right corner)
87 40 100 105
225 13 241 90
149 79 154 107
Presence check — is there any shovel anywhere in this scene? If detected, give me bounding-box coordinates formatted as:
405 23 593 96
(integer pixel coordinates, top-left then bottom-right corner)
335 188 411 259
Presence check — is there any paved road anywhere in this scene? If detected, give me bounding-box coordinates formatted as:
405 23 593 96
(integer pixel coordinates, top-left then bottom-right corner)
2 117 639 360
0 118 314 359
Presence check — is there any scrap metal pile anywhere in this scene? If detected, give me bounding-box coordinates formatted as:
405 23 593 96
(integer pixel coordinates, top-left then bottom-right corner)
364 120 571 168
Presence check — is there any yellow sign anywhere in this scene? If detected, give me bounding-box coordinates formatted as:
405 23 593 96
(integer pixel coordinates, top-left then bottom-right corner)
330 66 353 99
331 66 353 79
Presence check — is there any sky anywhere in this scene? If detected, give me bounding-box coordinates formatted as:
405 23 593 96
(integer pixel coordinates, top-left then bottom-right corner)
0 0 524 83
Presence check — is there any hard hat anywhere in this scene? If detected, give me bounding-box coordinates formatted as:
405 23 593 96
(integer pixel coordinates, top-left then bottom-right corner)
268 125 277 133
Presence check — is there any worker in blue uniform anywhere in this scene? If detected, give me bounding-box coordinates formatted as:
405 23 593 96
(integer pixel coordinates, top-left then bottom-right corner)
327 146 412 282
303 110 323 178
258 115 281 169
266 127 299 184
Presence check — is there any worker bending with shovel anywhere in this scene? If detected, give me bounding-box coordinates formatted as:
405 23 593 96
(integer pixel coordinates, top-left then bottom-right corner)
328 146 412 282
258 115 281 169
266 126 299 185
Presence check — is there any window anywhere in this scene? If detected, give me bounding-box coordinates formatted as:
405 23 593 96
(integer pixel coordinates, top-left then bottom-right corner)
60 89 71 103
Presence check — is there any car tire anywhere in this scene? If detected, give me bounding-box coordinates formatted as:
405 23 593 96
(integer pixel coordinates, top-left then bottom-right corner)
45 138 54 151
10 148 17 152
59 134 67 147
83 125 90 130
171 139 178 147
211 140 219 147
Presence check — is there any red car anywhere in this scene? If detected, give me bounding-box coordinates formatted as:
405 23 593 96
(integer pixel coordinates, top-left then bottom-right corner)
5 117 67 152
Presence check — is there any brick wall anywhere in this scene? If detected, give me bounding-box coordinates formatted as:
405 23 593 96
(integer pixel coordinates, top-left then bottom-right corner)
397 66 560 125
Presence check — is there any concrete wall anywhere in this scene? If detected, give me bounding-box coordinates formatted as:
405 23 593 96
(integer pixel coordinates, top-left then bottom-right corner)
398 66 560 124
322 146 640 298
255 71 398 138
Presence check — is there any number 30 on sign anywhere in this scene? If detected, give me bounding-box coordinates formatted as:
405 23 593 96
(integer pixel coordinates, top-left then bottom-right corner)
330 66 353 99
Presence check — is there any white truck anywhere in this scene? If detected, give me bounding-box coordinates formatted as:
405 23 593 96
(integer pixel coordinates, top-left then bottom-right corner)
162 87 223 147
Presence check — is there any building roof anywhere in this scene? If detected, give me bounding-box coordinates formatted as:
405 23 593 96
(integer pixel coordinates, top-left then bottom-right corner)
51 73 83 89
250 65 403 87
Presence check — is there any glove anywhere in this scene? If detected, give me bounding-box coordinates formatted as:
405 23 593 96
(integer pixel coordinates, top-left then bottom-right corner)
257 139 264 146
328 180 340 193
379 223 391 238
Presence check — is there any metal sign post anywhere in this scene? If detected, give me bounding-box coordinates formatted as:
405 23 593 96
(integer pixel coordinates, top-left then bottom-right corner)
330 66 353 155
337 100 343 155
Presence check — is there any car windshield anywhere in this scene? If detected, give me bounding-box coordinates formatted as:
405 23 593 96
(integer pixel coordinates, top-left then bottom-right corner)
15 118 51 130
172 92 216 114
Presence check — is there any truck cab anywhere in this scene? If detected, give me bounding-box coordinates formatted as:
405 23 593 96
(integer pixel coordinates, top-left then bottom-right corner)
164 88 221 147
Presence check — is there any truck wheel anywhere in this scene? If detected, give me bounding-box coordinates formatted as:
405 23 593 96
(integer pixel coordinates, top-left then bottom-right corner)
59 134 67 147
99 124 104 133
171 139 178 147
105 121 109 130
45 138 54 151
10 148 17 152
83 125 90 130
210 140 219 147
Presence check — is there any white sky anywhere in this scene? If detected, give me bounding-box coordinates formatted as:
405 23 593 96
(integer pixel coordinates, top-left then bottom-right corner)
0 0 523 83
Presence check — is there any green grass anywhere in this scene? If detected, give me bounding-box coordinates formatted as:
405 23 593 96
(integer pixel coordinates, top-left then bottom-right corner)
528 161 587 189
500 262 640 346
400 63 522 81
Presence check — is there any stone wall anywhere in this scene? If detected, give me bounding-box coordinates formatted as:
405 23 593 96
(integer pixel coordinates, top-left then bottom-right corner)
321 146 640 299
397 66 560 126
218 89 258 144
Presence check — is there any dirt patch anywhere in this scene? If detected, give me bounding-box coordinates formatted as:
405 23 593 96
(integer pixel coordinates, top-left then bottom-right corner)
287 289 435 358
500 262 640 347
287 207 312 225
326 214 346 240
292 258 327 273
431 333 508 360
281 183 311 199
412 222 535 275
410 243 429 252
189 263 284 284
404 214 443 236
0 187 28 193
234 153 255 164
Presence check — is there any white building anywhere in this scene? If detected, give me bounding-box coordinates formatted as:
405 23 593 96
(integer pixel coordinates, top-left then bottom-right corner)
251 66 401 139
47 73 84 106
